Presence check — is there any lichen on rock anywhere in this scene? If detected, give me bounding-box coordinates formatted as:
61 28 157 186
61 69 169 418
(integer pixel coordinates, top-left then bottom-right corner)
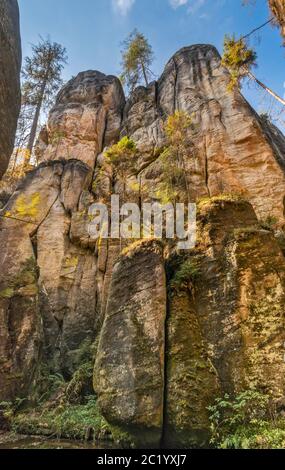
1 43 285 448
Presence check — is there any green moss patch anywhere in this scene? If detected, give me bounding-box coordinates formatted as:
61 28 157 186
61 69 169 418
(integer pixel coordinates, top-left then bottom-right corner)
0 257 38 301
12 397 111 442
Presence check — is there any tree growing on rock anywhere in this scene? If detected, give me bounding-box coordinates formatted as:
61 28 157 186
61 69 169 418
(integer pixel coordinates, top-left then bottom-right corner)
222 35 285 106
104 136 138 200
156 111 195 203
22 37 68 158
120 29 154 92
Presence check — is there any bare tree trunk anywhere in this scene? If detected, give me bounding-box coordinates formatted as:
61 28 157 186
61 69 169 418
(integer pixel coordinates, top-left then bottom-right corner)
141 62 149 87
11 147 20 173
247 70 285 106
178 147 191 202
26 80 47 156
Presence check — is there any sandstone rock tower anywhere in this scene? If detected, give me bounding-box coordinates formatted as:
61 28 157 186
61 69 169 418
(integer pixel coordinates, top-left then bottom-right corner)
1 44 285 447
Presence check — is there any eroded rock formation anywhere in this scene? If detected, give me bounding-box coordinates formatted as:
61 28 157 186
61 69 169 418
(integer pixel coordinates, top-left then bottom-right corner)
122 45 285 222
36 71 125 168
0 0 21 178
164 199 285 447
0 160 92 398
95 241 166 447
1 44 285 447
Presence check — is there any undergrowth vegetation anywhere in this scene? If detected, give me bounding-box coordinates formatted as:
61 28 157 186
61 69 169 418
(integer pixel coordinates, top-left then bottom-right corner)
170 258 200 291
208 390 285 449
4 339 113 443
11 396 110 441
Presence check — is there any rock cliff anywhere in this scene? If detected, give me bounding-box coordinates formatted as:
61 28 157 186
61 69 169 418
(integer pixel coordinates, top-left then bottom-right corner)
122 45 285 222
0 0 21 178
1 44 285 447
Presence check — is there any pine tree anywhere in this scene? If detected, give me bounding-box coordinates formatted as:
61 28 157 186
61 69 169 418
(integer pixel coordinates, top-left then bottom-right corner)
22 37 67 157
120 30 154 93
222 35 285 106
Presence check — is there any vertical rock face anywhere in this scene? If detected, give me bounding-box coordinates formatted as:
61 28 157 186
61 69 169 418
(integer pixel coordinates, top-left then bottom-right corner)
200 198 285 401
0 0 21 178
95 241 166 447
0 162 65 399
1 44 285 447
123 45 285 222
36 71 125 168
0 160 96 397
269 0 285 42
164 198 285 447
0 70 126 397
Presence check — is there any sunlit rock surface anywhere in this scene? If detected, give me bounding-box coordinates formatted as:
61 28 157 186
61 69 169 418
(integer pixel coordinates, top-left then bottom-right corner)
1 44 285 447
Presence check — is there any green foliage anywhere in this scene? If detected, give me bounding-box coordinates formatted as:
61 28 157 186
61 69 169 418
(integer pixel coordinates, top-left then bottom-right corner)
11 338 110 442
198 193 245 210
12 396 110 441
156 111 195 204
72 338 96 367
21 37 68 154
33 339 97 405
0 257 38 301
66 362 94 405
15 257 38 284
208 390 285 449
165 110 194 143
155 149 185 204
105 136 137 162
120 29 154 92
0 397 27 422
170 259 200 290
22 37 68 109
0 287 14 299
259 215 278 231
222 35 257 90
104 136 137 197
34 366 66 405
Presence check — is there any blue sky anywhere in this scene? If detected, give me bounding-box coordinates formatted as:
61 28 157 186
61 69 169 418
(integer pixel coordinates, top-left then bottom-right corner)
18 0 285 128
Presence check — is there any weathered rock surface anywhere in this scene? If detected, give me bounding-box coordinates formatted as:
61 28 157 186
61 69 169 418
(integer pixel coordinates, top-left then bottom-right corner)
36 71 125 169
0 0 21 178
0 162 63 399
122 45 285 222
0 160 95 398
164 198 285 447
94 241 167 447
0 70 126 397
1 44 285 447
270 0 285 41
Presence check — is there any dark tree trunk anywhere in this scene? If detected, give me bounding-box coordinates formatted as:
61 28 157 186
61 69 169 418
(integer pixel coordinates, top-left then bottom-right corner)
26 80 47 156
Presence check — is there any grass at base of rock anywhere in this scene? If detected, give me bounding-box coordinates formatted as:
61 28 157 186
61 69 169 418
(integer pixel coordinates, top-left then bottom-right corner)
11 397 111 442
214 422 285 449
208 390 285 449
